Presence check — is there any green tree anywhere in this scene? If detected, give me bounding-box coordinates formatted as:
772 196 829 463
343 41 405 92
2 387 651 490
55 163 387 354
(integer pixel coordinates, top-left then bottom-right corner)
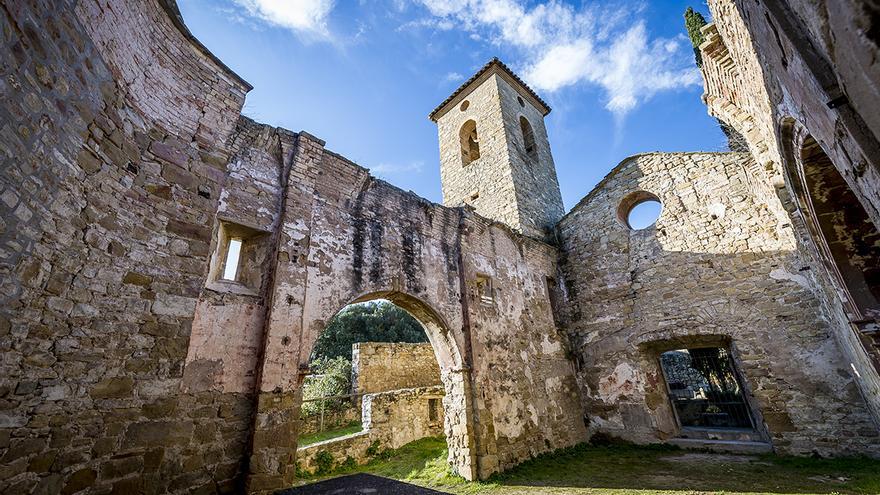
684 7 708 67
310 301 428 361
301 356 353 416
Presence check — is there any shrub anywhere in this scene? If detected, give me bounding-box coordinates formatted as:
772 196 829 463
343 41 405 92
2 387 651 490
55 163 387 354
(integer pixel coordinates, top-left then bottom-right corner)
314 450 335 475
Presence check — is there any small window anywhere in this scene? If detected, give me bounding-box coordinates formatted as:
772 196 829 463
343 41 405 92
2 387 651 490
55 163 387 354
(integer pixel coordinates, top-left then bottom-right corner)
460 120 480 166
222 238 242 281
207 220 270 295
428 398 439 422
459 100 469 111
520 116 537 161
517 96 525 107
475 274 493 303
659 347 755 429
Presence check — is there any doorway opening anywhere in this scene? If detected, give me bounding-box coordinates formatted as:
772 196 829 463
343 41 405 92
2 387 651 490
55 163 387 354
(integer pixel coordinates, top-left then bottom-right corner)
294 295 472 481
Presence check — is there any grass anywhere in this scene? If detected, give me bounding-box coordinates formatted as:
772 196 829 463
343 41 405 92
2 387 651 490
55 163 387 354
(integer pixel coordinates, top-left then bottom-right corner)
297 436 880 494
297 422 362 446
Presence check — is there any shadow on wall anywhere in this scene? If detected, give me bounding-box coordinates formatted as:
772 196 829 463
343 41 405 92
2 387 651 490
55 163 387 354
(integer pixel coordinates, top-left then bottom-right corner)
556 151 880 458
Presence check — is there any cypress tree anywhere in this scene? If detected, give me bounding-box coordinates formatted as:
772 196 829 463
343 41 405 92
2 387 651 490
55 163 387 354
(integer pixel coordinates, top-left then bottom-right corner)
684 7 708 67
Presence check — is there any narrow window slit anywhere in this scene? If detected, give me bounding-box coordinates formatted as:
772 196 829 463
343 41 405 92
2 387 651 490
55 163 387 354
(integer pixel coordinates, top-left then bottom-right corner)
223 238 242 281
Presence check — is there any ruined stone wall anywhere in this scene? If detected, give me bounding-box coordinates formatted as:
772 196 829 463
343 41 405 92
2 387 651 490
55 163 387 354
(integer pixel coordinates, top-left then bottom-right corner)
221 128 586 489
557 152 880 457
298 402 360 437
701 0 880 425
0 0 254 493
296 385 445 474
352 342 441 394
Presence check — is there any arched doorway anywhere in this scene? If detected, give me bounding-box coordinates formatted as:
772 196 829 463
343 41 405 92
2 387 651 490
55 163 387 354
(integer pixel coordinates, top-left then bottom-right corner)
292 290 476 480
781 124 880 365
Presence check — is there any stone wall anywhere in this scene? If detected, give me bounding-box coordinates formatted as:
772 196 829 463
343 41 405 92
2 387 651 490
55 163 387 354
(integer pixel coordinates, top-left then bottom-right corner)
352 342 441 394
556 152 880 457
0 0 255 493
296 386 445 474
700 0 880 425
6 0 878 493
235 129 587 488
298 402 361 437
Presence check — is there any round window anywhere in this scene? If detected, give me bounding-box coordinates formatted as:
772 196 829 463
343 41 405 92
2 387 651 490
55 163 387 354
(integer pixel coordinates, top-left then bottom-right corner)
618 191 662 230
517 96 525 107
460 100 470 111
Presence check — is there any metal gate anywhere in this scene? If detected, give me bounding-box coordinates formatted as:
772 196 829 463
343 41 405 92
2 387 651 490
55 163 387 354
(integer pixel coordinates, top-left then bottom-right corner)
659 347 754 429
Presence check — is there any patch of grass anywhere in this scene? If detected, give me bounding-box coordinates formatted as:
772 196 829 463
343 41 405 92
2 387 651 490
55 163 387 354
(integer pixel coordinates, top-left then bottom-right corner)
298 422 362 446
295 436 880 495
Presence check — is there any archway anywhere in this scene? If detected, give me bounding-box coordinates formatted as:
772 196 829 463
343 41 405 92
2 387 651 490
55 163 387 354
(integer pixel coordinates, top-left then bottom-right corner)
781 124 880 369
783 132 880 322
293 290 476 480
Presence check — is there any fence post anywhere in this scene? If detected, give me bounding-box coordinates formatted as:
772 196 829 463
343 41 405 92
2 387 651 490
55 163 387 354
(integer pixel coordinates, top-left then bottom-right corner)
319 397 325 433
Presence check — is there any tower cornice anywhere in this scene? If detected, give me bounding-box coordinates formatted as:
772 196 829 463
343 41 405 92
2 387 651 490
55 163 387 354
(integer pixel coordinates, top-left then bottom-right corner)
429 58 550 122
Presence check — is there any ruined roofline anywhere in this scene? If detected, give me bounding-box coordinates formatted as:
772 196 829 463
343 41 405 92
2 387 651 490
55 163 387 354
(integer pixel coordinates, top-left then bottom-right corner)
265 123 558 251
158 0 253 91
556 151 751 225
429 57 551 122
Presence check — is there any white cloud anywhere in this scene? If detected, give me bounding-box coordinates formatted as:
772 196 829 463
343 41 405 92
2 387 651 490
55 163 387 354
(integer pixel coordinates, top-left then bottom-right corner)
370 161 425 176
232 0 335 38
414 0 701 118
442 71 465 84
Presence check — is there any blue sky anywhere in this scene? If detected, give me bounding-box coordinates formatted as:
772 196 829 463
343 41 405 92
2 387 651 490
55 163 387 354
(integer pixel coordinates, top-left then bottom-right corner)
178 0 723 212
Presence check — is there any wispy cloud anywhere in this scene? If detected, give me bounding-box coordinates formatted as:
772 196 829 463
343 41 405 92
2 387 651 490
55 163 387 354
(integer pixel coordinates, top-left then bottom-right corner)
231 0 336 39
370 160 425 176
415 0 701 119
442 71 465 84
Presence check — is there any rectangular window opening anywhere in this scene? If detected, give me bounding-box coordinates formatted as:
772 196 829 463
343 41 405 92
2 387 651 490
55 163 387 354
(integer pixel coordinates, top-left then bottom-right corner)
428 398 439 422
475 274 493 303
222 238 242 281
659 347 755 430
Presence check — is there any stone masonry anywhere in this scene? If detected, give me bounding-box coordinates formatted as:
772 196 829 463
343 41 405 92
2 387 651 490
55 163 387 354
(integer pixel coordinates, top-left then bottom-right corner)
698 0 880 423
352 343 441 395
1 1 879 494
556 152 880 456
431 59 565 241
296 385 445 474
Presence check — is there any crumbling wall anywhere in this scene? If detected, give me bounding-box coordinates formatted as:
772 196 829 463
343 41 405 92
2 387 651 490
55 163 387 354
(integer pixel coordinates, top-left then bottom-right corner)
352 342 441 394
0 0 254 493
701 0 880 425
296 385 445 474
230 130 586 489
557 152 880 457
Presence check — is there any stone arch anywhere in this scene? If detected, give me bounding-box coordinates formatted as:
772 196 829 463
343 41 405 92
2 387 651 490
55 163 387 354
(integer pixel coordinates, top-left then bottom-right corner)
780 121 880 323
459 119 480 165
297 289 477 480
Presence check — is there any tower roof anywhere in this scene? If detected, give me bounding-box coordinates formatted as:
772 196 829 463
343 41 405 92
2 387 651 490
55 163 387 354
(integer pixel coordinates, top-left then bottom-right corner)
428 58 551 122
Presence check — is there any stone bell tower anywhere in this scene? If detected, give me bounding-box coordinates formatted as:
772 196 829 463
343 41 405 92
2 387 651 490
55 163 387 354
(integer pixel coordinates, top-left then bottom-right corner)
429 58 564 240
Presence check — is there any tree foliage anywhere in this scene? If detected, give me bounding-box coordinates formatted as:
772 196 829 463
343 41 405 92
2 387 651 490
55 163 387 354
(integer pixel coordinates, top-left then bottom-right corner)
310 301 428 361
684 7 708 67
301 356 353 416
